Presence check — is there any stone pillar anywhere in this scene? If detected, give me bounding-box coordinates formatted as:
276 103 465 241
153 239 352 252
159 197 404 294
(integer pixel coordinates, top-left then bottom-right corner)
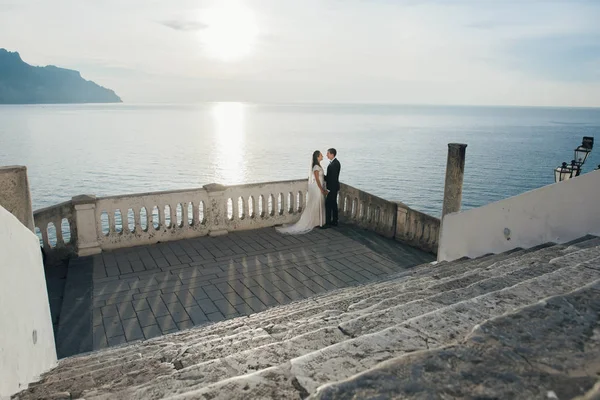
0 165 35 232
203 183 229 237
72 195 101 256
441 143 467 219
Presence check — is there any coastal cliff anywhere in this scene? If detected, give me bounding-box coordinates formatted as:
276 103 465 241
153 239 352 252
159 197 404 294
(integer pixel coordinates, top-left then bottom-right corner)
0 49 122 104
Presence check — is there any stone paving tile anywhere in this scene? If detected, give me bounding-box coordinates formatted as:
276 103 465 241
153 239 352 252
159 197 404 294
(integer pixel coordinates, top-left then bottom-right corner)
93 309 103 327
206 311 225 322
213 299 237 316
132 298 150 311
142 325 162 339
64 224 435 353
122 317 144 341
103 316 124 338
101 304 118 318
156 315 177 333
107 335 127 346
146 296 171 317
196 298 219 315
221 291 246 306
136 309 157 328
186 305 209 325
177 320 195 330
166 301 191 323
176 290 200 307
93 326 107 349
116 302 137 320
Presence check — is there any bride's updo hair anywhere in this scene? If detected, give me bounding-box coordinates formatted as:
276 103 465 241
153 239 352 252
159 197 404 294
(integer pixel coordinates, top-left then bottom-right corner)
312 150 322 169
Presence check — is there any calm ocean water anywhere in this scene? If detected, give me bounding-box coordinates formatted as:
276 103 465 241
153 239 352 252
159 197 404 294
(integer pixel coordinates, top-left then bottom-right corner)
1 103 599 218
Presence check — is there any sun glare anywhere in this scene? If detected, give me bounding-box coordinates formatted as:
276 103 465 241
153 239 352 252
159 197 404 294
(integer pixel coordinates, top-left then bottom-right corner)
199 2 259 62
212 102 246 184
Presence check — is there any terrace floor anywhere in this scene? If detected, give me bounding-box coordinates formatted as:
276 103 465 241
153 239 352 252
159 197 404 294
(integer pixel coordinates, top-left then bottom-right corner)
50 224 435 358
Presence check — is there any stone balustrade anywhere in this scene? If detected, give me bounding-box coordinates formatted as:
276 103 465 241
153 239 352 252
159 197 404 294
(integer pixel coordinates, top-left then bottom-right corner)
338 183 398 238
32 179 440 262
338 183 441 253
396 202 440 254
93 180 307 252
33 200 76 264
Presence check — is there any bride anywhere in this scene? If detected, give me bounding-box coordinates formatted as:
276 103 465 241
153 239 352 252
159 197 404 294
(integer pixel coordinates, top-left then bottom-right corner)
276 150 328 234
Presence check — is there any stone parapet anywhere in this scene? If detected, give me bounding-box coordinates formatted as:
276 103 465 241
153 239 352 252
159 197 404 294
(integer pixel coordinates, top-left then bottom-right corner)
31 178 441 259
395 202 440 254
0 165 34 232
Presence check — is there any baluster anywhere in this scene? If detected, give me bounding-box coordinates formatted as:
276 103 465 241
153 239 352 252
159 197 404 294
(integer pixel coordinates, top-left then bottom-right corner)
109 210 116 234
182 202 189 228
193 201 200 225
171 203 177 228
249 195 256 218
158 205 165 229
41 223 50 250
54 217 64 246
135 207 143 232
121 206 130 235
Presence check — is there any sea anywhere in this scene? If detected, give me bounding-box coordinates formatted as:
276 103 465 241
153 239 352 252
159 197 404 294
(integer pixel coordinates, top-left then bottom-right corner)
1 103 599 218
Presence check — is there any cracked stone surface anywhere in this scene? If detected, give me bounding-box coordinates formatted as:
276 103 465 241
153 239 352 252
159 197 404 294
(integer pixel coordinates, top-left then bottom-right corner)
13 235 600 400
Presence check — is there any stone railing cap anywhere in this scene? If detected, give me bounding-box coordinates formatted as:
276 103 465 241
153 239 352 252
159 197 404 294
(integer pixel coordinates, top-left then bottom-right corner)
203 183 227 192
72 194 97 205
0 165 27 172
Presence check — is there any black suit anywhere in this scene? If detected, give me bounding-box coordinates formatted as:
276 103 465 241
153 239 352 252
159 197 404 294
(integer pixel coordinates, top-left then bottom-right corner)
324 158 341 225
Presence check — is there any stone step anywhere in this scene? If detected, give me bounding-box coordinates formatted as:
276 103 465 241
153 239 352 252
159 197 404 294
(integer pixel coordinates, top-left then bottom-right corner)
266 242 574 339
310 279 600 400
41 327 276 386
337 243 595 337
71 249 515 370
47 253 469 375
72 245 600 399
44 242 577 377
93 327 347 400
23 253 484 398
21 242 599 400
211 243 557 336
288 253 600 393
172 252 600 400
340 244 600 338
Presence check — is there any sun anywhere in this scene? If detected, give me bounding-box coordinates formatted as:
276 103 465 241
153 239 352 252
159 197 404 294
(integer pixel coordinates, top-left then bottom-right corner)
199 2 259 62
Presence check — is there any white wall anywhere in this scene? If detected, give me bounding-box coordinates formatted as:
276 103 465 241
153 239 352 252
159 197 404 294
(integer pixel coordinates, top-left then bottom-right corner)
438 170 600 262
0 206 57 399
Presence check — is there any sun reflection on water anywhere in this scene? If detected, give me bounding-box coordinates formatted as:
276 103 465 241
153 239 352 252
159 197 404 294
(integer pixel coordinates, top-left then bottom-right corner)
212 102 246 185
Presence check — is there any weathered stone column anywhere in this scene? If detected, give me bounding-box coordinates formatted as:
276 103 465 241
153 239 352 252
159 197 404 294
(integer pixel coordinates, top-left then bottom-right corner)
0 165 35 232
441 143 467 219
72 195 101 256
203 183 229 237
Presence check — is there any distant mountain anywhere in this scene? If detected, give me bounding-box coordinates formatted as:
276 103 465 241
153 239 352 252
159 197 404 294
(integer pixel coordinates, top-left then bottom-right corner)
0 49 122 104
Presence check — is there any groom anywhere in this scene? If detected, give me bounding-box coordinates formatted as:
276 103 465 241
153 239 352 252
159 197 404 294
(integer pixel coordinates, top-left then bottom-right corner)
323 148 341 228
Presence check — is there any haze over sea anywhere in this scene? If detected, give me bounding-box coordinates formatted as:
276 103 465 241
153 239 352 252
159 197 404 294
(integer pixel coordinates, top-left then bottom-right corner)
1 102 599 218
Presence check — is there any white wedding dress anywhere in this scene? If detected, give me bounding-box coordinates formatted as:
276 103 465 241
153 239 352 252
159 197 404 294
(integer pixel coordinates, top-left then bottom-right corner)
276 165 326 235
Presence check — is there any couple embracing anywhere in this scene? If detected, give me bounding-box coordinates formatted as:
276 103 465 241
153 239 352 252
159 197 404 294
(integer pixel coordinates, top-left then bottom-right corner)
277 148 340 235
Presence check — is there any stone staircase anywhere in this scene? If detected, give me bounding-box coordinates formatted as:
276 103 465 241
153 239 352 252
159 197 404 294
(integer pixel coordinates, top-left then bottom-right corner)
13 236 600 400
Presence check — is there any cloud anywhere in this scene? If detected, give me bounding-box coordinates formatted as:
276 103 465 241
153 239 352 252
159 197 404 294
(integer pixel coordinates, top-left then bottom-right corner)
159 19 207 32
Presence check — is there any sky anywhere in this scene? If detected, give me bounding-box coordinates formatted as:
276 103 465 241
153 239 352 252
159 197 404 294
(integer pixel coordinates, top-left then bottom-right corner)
1 0 599 107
